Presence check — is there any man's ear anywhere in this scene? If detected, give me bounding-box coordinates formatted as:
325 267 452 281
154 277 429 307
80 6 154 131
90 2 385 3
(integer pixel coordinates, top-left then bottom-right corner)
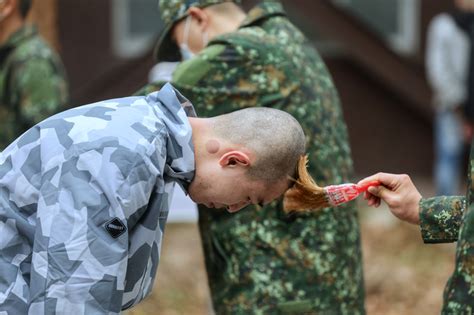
219 151 251 168
187 7 210 30
0 0 15 18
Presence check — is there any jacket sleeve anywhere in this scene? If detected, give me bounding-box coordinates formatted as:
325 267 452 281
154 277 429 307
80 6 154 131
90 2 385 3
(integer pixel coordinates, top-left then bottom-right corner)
136 36 292 116
419 196 466 243
28 151 137 314
172 43 292 115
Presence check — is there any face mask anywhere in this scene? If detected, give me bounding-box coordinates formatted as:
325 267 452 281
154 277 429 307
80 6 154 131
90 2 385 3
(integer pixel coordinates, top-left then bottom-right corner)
179 16 195 61
179 15 209 61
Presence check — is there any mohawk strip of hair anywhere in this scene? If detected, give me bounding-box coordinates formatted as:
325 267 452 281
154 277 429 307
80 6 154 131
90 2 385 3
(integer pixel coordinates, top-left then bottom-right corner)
283 155 330 212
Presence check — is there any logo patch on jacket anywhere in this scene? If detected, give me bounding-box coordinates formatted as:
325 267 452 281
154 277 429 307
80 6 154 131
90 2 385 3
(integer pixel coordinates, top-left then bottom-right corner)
104 217 127 238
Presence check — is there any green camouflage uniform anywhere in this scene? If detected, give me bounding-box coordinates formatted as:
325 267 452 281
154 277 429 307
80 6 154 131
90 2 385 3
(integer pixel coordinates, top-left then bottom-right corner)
419 142 474 313
138 1 365 313
0 25 68 150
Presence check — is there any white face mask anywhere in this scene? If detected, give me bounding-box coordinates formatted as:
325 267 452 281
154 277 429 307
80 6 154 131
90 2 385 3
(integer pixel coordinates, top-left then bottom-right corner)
179 15 209 61
179 16 194 60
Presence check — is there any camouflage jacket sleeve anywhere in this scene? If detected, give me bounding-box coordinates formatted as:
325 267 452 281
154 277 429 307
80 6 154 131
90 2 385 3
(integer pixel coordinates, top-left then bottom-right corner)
9 55 68 125
419 196 466 243
137 30 291 112
24 90 190 313
0 136 143 313
28 153 133 314
1 84 194 314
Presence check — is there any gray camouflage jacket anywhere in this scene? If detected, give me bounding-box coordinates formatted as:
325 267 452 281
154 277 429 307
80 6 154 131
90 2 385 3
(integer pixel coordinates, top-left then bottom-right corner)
0 83 196 314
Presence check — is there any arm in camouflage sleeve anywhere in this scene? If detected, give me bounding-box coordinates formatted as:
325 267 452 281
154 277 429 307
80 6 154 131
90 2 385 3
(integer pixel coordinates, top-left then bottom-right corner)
419 196 466 244
27 150 148 314
136 41 288 111
359 173 465 243
136 44 243 99
10 56 68 125
174 44 289 110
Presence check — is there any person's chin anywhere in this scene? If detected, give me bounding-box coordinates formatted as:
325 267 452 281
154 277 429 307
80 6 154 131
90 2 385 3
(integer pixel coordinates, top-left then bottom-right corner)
199 202 215 208
188 193 199 204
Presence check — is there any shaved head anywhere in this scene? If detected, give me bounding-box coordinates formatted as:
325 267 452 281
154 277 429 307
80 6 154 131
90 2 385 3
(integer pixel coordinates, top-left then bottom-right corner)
212 107 305 182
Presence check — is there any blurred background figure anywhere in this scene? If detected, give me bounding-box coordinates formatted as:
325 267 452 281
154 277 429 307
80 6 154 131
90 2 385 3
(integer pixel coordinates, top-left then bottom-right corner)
452 0 474 142
0 0 68 151
426 0 474 196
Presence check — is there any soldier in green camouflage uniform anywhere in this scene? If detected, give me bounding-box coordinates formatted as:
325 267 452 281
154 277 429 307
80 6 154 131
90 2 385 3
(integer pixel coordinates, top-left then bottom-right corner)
137 1 365 313
0 0 68 150
360 147 474 313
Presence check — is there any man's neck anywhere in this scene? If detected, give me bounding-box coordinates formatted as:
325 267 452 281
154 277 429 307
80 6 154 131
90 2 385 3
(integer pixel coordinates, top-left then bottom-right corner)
0 17 24 46
220 13 247 35
188 117 218 164
188 117 206 156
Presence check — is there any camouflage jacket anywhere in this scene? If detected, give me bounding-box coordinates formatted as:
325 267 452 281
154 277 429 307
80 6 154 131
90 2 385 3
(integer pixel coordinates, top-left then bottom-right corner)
139 2 364 314
0 84 196 314
0 25 68 150
419 143 474 313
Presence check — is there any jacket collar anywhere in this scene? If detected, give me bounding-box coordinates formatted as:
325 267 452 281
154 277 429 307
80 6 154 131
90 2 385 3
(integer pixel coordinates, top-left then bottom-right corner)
239 1 286 29
149 83 196 191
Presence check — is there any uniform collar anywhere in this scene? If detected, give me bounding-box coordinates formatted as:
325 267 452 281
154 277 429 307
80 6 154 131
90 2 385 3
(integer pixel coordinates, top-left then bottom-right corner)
239 1 286 29
148 83 196 192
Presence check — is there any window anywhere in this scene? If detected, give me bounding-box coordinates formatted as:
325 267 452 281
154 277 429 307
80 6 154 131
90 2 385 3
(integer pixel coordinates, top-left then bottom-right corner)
112 0 164 58
332 0 420 55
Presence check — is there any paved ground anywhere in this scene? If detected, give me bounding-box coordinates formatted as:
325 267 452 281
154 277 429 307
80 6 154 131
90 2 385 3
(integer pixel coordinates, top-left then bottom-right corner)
128 176 460 314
